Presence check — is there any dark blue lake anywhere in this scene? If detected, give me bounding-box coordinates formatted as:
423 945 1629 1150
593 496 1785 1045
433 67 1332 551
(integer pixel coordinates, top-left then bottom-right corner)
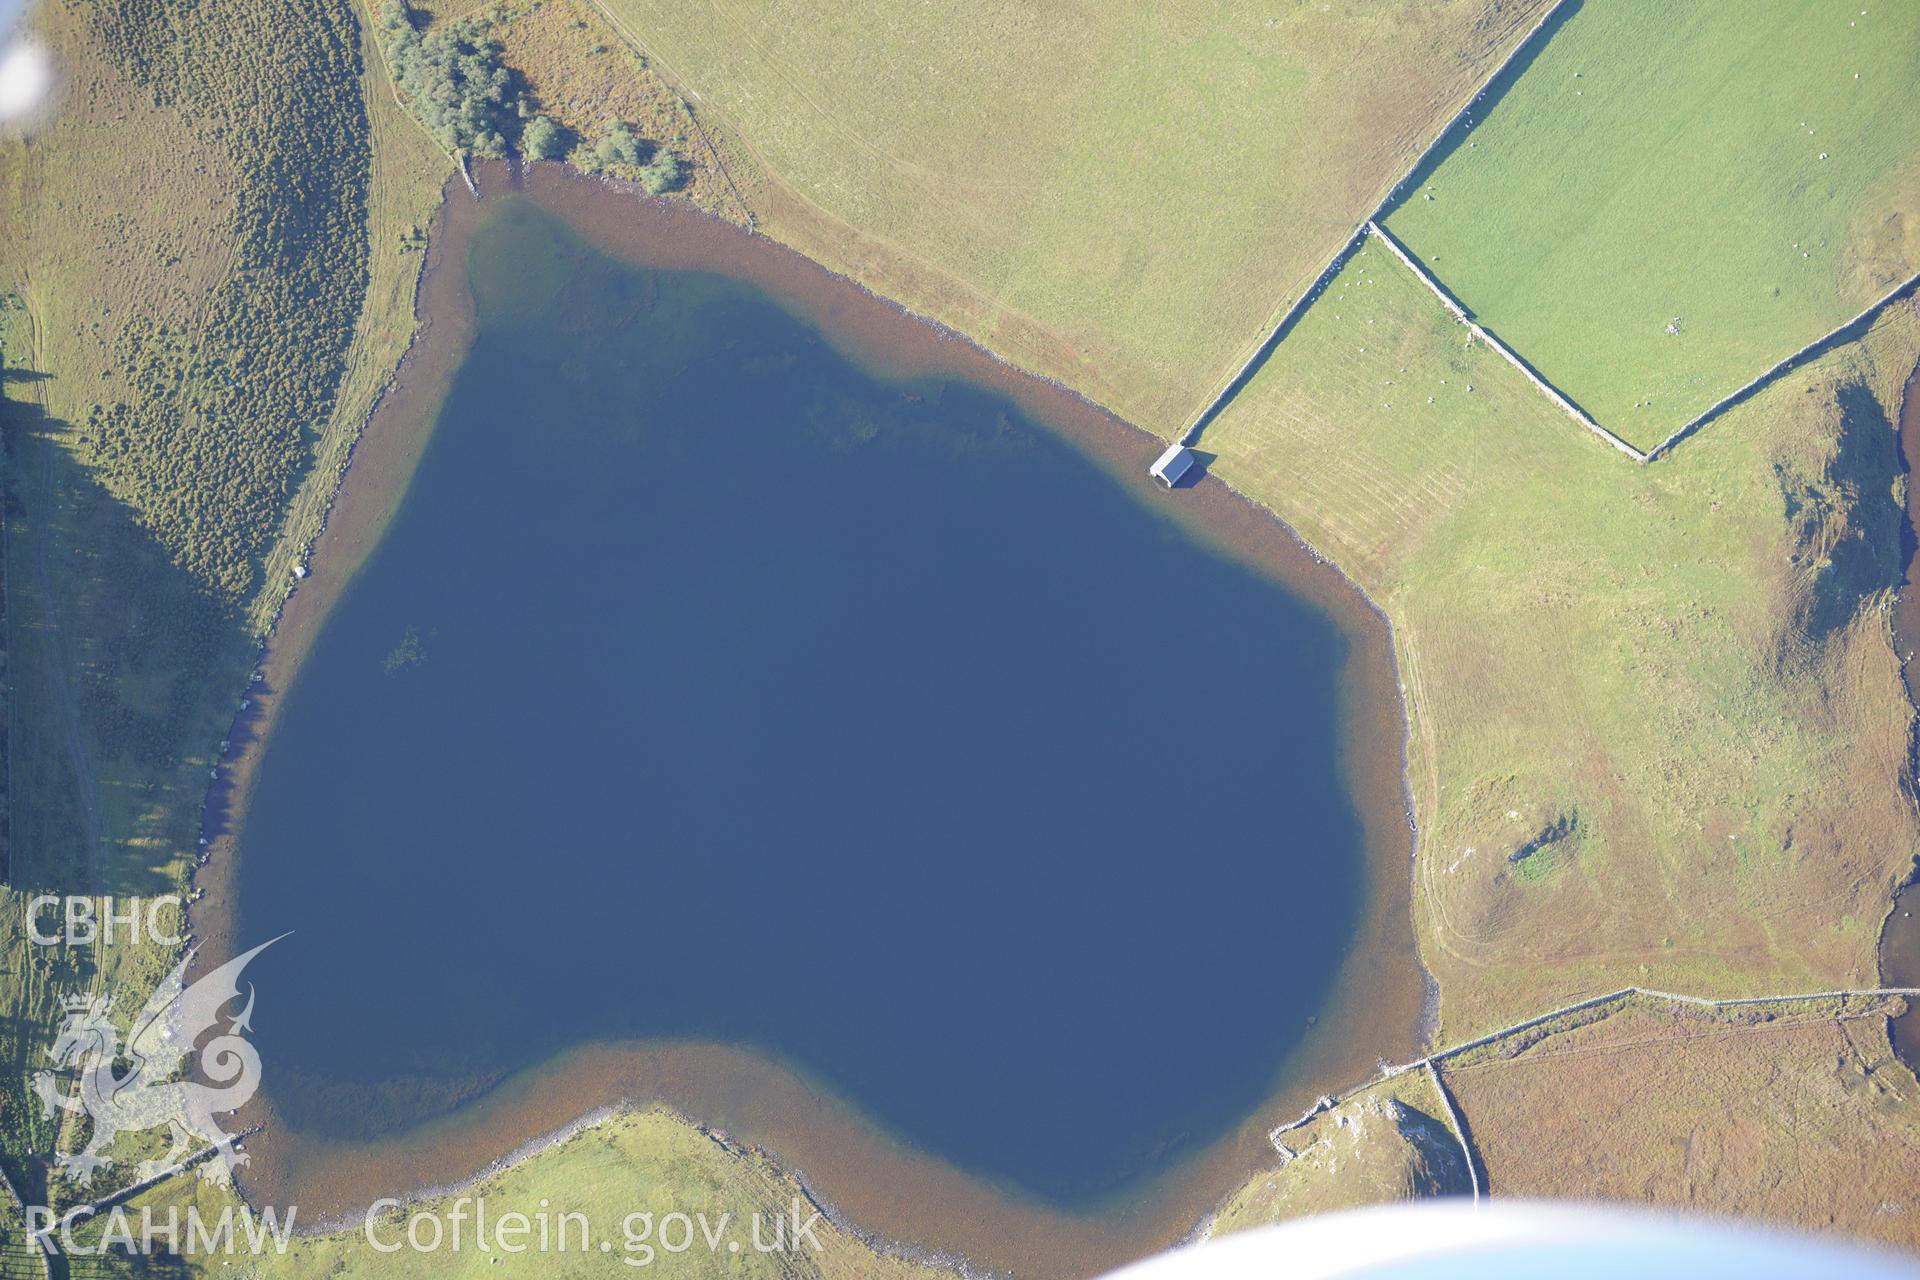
235 197 1366 1206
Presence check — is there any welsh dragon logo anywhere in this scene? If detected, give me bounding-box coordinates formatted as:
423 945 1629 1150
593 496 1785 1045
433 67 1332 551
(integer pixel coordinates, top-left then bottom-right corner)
31 936 283 1186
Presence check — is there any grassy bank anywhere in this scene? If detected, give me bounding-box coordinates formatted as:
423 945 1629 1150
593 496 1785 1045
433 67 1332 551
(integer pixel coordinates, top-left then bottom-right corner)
1209 1072 1470 1234
585 0 1553 432
1382 0 1920 445
1201 240 1920 1035
77 1107 945 1280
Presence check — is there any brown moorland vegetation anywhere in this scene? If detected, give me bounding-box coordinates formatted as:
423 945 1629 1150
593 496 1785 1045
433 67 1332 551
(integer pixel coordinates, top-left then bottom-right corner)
1442 998 1920 1248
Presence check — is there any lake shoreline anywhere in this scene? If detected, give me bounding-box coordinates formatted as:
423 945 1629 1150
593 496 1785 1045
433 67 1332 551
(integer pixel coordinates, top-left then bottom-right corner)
192 158 1431 1278
1878 351 1920 1070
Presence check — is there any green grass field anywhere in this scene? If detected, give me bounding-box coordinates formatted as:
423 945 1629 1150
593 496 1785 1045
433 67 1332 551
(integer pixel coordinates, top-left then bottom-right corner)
1200 238 1920 1036
234 1108 938 1279
1382 0 1920 448
589 0 1552 432
1210 1074 1469 1235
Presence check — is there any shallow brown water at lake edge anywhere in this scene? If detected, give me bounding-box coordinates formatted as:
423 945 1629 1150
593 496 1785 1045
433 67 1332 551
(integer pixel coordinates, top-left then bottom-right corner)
199 159 1428 1278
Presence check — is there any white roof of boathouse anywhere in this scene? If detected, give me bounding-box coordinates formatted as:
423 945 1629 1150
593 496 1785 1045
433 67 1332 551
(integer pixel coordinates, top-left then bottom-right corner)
1150 444 1195 488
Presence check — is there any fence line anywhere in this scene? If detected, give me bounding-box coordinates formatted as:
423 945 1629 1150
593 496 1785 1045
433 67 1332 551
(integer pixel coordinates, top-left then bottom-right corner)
1268 983 1916 1149
1267 1094 1341 1144
0 1167 49 1280
1363 221 1647 461
1414 984 1916 1074
25 1123 265 1258
1391 986 1639 1075
1632 985 1920 1010
1424 1060 1481 1204
1374 229 1920 464
1174 0 1919 465
1177 233 1363 446
680 101 756 232
1645 268 1920 459
1179 0 1578 445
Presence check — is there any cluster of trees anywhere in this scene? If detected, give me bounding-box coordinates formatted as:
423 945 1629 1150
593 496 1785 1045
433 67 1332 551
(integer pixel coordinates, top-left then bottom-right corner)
496 101 686 195
58 0 373 811
377 3 685 195
379 1 525 156
520 112 570 160
84 0 373 607
581 120 684 194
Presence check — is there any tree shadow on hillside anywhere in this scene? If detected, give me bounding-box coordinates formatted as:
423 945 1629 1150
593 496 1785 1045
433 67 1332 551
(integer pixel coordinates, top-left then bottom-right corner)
1791 380 1905 645
1 389 257 903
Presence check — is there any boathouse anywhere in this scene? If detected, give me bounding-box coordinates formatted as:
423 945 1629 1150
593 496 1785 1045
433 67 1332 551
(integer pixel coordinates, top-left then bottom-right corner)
1150 444 1195 488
